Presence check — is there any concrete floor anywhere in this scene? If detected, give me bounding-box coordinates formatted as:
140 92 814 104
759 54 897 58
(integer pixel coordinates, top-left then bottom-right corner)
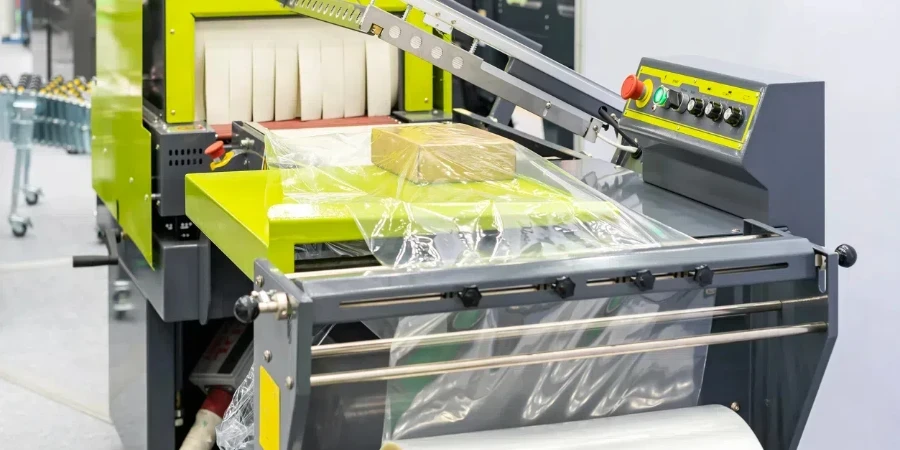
0 42 122 448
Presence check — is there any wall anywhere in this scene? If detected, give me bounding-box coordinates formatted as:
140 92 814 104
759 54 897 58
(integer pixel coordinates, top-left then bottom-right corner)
577 1 899 448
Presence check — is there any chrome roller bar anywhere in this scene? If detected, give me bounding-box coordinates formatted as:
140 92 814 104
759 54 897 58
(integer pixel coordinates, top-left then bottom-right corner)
310 322 827 387
312 295 825 358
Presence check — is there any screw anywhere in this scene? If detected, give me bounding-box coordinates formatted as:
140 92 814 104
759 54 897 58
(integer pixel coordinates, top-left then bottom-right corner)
103 148 107 153
732 228 741 234
730 402 740 412
286 377 294 389
592 124 599 132
469 39 479 54
169 28 175 34
544 25 549 30
279 311 288 319
705 288 717 296
424 97 429 103
545 101 552 109
170 109 176 115
129 177 134 183
255 275 264 288
263 350 272 362
143 194 149 201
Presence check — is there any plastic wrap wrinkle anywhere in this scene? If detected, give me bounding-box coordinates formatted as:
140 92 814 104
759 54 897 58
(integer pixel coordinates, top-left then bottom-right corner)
261 123 712 446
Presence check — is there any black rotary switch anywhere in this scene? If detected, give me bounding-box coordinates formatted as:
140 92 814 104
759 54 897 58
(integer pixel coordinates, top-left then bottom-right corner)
723 106 745 127
704 101 724 121
666 90 684 111
687 98 706 117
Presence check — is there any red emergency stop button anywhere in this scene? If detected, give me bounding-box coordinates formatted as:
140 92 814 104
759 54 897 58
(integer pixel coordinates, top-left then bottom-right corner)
204 141 226 160
620 74 646 101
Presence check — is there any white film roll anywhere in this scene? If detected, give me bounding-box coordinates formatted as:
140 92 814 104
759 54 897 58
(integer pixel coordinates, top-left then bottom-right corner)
381 405 762 450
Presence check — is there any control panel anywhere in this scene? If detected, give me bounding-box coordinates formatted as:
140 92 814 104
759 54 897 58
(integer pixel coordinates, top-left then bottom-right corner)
620 64 762 152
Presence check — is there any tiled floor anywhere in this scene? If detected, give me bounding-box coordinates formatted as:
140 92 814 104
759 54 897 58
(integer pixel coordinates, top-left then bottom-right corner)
0 42 122 448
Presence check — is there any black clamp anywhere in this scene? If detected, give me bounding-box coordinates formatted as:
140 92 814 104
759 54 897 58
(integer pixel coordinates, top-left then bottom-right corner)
552 276 576 299
633 270 655 291
459 286 482 308
693 265 714 287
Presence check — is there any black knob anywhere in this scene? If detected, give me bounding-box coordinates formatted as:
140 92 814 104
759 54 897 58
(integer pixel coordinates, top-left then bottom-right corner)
666 90 684 111
693 265 714 287
459 286 482 308
723 106 744 127
552 276 576 299
705 102 724 121
234 295 260 323
634 270 656 291
687 98 706 117
835 244 858 268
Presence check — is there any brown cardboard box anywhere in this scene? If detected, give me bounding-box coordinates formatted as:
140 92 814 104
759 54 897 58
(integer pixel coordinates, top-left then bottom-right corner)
371 123 517 184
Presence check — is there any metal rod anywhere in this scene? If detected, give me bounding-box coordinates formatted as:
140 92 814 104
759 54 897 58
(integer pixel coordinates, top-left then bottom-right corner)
310 322 826 386
312 296 825 358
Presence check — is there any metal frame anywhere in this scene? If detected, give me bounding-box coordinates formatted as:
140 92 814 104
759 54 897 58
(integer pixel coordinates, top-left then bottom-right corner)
248 220 840 449
278 0 607 143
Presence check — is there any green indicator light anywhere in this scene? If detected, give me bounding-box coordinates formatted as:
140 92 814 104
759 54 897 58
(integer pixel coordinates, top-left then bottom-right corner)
653 87 668 106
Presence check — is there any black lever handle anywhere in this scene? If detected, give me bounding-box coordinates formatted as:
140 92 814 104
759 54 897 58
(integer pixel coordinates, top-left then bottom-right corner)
72 255 118 267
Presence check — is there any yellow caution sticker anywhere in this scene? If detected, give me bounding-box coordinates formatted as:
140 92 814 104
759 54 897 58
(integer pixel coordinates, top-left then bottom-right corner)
259 366 280 450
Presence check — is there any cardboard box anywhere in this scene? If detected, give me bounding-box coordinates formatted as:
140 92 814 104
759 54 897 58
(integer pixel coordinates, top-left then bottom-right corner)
371 123 517 184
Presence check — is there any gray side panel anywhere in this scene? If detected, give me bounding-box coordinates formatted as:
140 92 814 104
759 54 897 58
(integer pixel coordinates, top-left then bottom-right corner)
119 237 249 322
743 82 825 245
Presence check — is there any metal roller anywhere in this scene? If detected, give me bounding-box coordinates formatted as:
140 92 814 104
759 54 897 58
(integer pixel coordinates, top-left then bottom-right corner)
309 322 827 387
311 295 826 358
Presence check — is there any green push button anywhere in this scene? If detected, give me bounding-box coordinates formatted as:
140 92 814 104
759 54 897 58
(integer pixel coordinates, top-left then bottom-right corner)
652 86 669 106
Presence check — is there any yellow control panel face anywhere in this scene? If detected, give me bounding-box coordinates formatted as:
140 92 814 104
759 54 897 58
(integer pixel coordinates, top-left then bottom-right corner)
623 66 762 151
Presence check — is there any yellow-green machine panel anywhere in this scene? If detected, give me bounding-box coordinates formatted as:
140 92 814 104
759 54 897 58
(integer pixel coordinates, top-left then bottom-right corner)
165 0 425 124
93 0 153 262
93 0 452 266
185 167 621 278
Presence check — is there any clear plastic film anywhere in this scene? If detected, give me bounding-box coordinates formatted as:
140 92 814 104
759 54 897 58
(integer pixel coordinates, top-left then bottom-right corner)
264 123 691 269
216 367 254 450
263 123 711 443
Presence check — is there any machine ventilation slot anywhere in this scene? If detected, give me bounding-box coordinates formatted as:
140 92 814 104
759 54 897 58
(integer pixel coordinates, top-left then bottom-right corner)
714 263 789 275
585 276 633 287
481 284 543 297
340 293 444 308
167 148 205 167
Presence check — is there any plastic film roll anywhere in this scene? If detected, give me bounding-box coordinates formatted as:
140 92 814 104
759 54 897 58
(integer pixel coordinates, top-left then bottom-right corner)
380 405 762 450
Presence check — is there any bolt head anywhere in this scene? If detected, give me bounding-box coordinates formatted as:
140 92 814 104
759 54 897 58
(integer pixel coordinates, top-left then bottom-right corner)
286 377 294 389
255 275 264 288
730 401 740 412
263 350 272 362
